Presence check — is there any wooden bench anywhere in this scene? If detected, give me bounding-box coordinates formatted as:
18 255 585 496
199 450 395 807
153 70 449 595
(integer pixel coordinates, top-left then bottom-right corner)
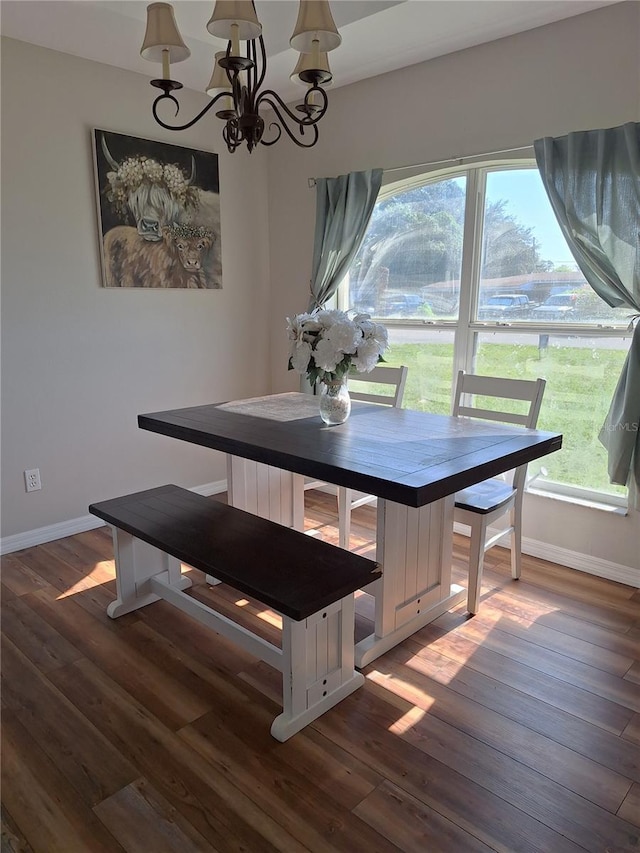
89 484 381 741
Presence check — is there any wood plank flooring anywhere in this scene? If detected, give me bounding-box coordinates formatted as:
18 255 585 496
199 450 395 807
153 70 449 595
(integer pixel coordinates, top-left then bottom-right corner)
2 490 639 852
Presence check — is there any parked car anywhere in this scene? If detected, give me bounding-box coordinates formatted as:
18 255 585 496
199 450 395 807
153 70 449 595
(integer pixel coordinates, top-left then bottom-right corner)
352 297 376 315
477 294 531 320
532 292 578 321
380 293 425 317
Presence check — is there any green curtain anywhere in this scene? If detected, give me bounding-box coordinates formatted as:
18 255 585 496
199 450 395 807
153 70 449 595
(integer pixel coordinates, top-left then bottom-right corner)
534 122 640 505
308 168 383 311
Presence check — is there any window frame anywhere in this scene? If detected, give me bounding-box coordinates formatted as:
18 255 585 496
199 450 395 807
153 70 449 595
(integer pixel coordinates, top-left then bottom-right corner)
341 158 633 510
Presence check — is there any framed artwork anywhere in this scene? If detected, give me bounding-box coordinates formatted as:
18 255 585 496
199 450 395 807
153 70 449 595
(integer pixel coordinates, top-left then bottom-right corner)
92 129 222 289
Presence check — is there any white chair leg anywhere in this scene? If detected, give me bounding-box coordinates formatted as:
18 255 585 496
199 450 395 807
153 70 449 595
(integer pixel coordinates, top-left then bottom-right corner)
467 517 488 615
510 506 522 580
338 487 352 550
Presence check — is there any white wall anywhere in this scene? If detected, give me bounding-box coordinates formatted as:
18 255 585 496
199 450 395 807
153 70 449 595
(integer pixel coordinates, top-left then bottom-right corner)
1 38 272 539
265 2 640 575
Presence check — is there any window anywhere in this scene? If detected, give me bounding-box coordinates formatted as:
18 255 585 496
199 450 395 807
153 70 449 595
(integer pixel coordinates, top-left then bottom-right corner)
344 163 633 503
349 176 466 322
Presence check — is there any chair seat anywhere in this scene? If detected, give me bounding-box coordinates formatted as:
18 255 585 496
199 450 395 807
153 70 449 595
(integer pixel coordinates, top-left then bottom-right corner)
455 478 516 514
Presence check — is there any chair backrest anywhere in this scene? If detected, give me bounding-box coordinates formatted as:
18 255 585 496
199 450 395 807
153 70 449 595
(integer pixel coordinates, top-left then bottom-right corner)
452 370 546 493
349 365 408 407
452 371 545 428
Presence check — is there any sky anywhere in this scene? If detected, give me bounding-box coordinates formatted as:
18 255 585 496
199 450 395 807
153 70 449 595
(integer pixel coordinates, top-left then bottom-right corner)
485 170 577 268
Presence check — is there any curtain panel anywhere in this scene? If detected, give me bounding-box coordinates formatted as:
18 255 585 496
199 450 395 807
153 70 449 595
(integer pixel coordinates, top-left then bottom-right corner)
534 122 640 504
308 168 383 311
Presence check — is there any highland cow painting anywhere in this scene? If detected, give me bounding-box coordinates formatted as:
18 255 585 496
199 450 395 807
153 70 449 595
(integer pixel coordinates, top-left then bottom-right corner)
92 129 222 289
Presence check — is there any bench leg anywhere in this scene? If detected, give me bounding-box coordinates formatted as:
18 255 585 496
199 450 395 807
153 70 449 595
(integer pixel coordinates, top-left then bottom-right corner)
270 595 364 742
107 529 192 618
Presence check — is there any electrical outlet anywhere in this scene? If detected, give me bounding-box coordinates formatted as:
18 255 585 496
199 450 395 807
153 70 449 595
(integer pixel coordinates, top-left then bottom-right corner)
24 468 42 492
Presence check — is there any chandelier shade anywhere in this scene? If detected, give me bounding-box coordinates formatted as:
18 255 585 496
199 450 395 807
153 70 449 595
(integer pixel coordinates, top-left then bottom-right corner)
291 50 332 86
140 2 190 64
206 51 232 97
206 1 262 42
141 0 340 154
289 0 342 53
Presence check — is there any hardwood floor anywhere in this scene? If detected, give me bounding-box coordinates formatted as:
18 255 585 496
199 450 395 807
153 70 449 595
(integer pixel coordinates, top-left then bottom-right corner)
2 490 639 852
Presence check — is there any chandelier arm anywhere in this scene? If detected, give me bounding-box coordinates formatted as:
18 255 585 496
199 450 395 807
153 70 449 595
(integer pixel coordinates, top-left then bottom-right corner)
253 35 267 95
223 41 234 89
260 122 282 147
152 91 229 132
303 85 329 121
242 39 252 94
257 97 320 149
231 70 243 111
256 87 328 127
223 121 240 153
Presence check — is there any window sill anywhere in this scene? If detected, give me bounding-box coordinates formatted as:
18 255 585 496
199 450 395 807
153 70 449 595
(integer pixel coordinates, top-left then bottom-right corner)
527 486 628 515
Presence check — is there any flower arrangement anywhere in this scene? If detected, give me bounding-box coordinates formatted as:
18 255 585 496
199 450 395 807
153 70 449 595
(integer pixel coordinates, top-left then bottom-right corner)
287 309 389 385
105 156 200 217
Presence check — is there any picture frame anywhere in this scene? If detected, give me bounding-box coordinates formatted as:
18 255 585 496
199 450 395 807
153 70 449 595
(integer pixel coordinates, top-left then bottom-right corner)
92 129 222 289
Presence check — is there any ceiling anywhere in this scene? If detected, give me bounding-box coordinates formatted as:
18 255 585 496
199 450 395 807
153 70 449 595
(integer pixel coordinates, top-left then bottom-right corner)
1 0 620 103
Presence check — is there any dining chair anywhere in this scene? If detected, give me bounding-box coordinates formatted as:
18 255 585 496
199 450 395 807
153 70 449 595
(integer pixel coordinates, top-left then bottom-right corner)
452 370 546 615
304 364 408 548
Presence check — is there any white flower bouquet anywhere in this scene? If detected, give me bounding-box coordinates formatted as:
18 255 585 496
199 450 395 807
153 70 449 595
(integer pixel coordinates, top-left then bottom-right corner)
287 309 389 386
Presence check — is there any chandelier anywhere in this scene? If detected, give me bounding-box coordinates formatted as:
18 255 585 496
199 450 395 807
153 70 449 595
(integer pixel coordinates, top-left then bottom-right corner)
141 1 341 154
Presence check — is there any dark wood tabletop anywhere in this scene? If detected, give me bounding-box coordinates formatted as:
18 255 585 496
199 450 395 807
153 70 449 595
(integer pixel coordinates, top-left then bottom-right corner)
139 392 562 508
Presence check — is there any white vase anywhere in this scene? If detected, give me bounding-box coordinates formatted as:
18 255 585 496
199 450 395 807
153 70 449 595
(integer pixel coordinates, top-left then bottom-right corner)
319 379 351 425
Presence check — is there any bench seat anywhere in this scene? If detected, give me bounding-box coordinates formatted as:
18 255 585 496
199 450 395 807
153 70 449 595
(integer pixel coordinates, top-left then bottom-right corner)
89 484 381 741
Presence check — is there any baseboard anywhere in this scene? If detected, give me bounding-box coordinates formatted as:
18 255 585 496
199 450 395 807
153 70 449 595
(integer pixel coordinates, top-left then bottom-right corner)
312 483 338 496
453 522 639 588
189 480 227 498
0 515 107 556
519 537 639 588
0 480 227 556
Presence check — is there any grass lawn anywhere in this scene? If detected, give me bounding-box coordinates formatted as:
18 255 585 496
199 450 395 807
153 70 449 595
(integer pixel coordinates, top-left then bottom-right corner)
351 340 628 495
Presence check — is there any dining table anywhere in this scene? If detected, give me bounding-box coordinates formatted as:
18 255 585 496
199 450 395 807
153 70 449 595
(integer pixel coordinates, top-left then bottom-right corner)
138 392 562 667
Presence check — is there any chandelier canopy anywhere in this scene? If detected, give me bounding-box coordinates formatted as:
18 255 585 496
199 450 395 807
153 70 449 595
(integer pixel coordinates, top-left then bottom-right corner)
141 1 341 154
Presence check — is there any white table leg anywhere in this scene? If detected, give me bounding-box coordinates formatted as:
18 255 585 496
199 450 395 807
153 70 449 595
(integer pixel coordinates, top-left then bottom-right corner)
355 495 465 668
226 456 465 669
227 456 304 530
213 455 303 584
